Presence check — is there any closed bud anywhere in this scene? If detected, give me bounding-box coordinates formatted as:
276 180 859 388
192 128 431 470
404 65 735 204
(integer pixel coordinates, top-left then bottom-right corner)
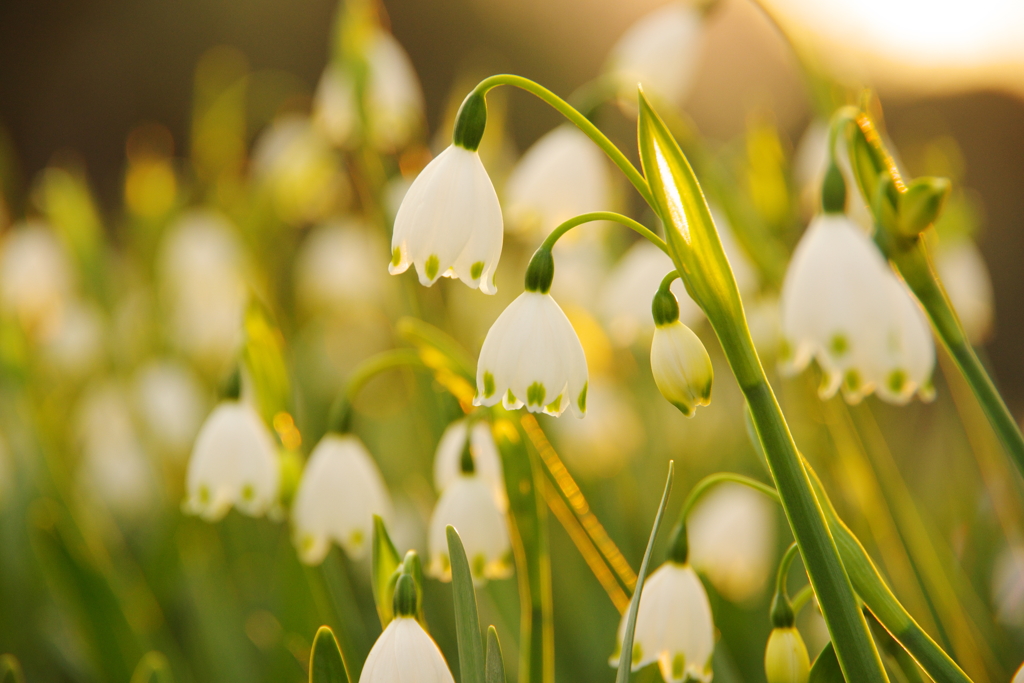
650 319 713 417
764 627 810 683
898 176 951 238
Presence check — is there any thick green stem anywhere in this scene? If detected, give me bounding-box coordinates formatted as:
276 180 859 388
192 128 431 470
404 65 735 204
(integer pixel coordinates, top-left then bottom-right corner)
468 74 655 208
539 211 667 254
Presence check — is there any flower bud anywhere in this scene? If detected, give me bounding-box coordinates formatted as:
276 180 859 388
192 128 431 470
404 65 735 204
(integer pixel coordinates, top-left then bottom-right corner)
897 176 951 238
650 318 713 417
764 627 810 683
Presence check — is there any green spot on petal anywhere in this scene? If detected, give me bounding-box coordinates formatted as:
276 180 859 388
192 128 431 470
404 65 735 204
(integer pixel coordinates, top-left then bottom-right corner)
887 369 907 394
844 369 862 393
545 394 563 414
349 529 364 549
483 371 495 398
425 254 439 280
391 246 401 267
672 652 686 679
506 389 517 404
527 382 546 406
631 642 643 666
198 485 210 504
470 261 484 280
241 483 255 502
577 382 588 413
472 553 487 579
829 333 849 356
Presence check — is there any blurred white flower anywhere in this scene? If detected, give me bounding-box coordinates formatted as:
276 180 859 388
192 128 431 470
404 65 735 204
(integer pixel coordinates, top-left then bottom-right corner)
992 543 1024 627
252 115 348 224
134 360 207 456
934 238 994 344
427 473 512 584
295 219 390 313
610 562 714 683
292 433 393 564
764 627 810 683
363 31 425 153
75 381 155 516
433 419 505 509
184 400 279 521
552 379 643 478
504 125 611 236
159 210 247 368
0 221 72 337
359 616 455 683
688 483 776 603
313 64 358 148
474 291 588 418
651 320 713 418
780 213 934 404
548 240 608 312
42 299 104 376
606 2 705 110
1015 661 1024 683
746 293 783 358
390 145 503 293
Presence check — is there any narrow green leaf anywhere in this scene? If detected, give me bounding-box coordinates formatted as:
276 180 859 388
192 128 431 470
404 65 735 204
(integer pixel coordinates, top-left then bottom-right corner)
486 626 506 683
241 298 291 425
0 654 25 683
310 626 350 683
616 461 675 683
447 525 486 683
809 642 844 683
371 515 401 627
130 652 173 683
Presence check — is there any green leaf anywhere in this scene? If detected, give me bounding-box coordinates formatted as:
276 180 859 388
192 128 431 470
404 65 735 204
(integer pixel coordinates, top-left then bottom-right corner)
616 461 675 683
310 626 350 683
0 654 25 683
371 515 402 627
486 626 507 683
241 298 291 426
447 525 485 683
130 652 174 683
808 642 844 683
636 90 743 324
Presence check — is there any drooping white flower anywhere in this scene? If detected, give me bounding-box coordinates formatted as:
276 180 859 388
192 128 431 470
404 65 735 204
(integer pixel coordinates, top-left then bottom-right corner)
158 210 247 367
992 543 1024 627
764 627 811 683
251 115 348 224
651 320 713 418
688 483 776 603
0 221 72 337
390 145 503 294
363 31 424 153
552 379 643 479
474 291 588 418
427 473 512 584
606 2 705 110
934 238 993 344
291 434 393 564
313 64 358 148
75 381 155 517
610 562 714 683
433 419 505 509
793 120 875 230
41 298 104 376
134 360 207 456
780 213 935 404
294 218 389 313
184 400 280 521
358 616 455 683
504 125 611 236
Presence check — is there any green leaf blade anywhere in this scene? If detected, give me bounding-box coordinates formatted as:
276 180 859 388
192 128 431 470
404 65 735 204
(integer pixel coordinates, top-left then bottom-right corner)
371 515 402 627
486 626 507 683
446 525 485 683
310 626 350 683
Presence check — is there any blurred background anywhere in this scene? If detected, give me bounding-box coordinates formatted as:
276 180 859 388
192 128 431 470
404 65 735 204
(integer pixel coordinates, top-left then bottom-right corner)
2 1 1024 683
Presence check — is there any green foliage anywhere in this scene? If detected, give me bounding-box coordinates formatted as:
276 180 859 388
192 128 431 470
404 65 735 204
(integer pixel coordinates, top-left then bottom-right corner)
130 652 174 683
446 526 485 683
309 627 349 683
371 515 402 628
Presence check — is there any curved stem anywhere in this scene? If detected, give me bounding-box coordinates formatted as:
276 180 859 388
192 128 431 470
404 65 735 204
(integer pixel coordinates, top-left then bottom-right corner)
791 584 815 615
539 211 667 254
681 472 779 522
329 349 427 433
771 542 801 626
657 270 681 293
470 74 655 208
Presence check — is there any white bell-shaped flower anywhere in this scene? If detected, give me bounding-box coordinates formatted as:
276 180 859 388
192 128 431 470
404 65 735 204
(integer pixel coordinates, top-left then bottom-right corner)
0 221 73 337
764 627 811 683
363 31 424 153
184 400 280 521
291 433 393 564
650 285 713 418
474 291 588 418
780 212 935 404
313 64 358 148
359 616 455 683
992 543 1024 627
1015 662 1024 683
42 299 105 376
934 238 993 344
134 360 207 456
504 125 611 236
295 219 389 314
610 562 714 683
427 473 512 584
390 145 503 294
433 419 505 509
606 2 704 109
688 482 776 603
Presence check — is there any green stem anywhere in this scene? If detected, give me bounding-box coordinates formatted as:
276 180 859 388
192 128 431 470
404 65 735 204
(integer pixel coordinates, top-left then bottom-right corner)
771 542 800 627
791 584 814 615
539 211 667 254
469 74 655 208
328 349 427 433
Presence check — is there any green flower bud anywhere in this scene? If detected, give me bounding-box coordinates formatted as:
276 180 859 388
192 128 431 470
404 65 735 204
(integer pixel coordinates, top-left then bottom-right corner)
897 176 951 238
452 90 487 152
764 627 810 683
650 320 713 417
524 247 555 293
821 163 846 215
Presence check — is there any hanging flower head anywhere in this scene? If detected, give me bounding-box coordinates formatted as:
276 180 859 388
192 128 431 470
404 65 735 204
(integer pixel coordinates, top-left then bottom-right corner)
389 92 502 293
184 398 280 521
433 418 506 510
610 562 715 683
764 627 811 683
650 283 713 417
474 248 588 418
291 433 393 565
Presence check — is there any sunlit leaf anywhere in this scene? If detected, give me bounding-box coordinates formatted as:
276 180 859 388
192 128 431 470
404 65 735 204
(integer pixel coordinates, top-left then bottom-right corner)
371 515 402 627
809 642 843 683
310 626 349 683
447 526 485 683
485 626 506 683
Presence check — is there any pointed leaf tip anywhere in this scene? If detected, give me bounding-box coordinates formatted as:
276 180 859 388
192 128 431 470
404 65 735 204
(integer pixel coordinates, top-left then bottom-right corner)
310 626 349 683
486 626 507 683
130 652 173 683
372 515 402 627
447 526 486 683
0 655 25 683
